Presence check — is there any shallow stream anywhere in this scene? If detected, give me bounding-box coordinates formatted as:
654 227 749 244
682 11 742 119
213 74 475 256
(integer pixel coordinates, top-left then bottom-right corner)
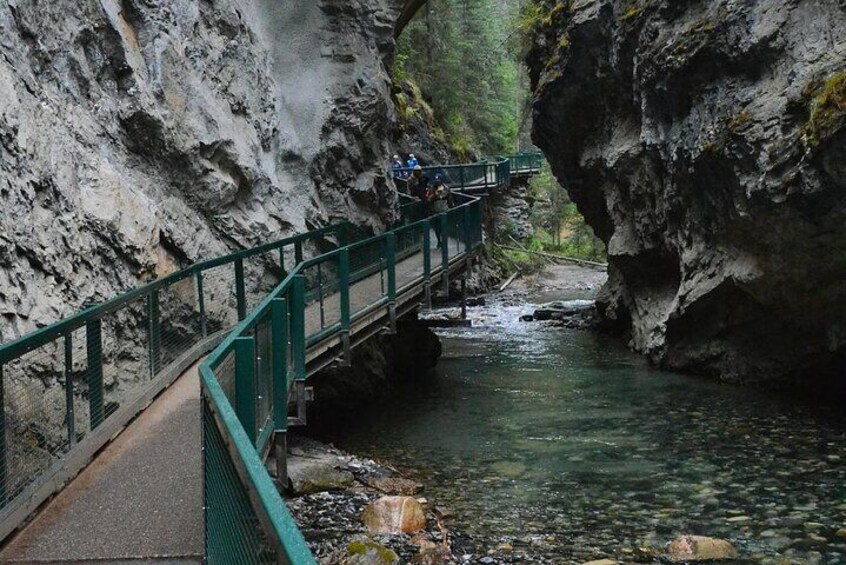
330 290 846 564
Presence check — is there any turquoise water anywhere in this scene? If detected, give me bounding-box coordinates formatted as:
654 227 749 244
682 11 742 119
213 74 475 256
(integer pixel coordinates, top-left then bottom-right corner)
330 294 846 564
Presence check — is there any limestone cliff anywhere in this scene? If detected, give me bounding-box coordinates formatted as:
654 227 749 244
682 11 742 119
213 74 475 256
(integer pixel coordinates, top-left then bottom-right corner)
0 0 419 341
528 0 846 387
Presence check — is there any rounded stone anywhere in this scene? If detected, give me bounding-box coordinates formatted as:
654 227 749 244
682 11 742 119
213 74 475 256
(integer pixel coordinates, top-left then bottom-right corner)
361 496 427 534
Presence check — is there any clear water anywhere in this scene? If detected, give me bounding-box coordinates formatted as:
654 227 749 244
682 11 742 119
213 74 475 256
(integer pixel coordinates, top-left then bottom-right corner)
330 293 846 564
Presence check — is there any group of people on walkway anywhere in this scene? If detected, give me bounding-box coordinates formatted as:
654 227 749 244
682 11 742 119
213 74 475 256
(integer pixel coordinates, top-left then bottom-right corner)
390 153 453 245
391 153 418 179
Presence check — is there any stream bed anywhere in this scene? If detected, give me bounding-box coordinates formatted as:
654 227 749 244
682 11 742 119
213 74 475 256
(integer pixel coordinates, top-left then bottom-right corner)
328 290 846 564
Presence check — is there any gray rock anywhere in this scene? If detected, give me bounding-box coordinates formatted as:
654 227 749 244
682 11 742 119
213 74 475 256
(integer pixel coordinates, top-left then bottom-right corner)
528 0 846 386
287 451 355 496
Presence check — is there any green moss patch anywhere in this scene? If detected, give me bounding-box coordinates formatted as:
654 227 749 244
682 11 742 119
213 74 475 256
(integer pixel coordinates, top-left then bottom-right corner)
802 71 846 148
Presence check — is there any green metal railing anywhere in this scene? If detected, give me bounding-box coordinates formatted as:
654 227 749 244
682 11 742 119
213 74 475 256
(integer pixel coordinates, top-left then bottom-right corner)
200 191 484 563
0 155 536 562
398 156 513 193
502 151 544 175
0 221 361 543
394 152 542 194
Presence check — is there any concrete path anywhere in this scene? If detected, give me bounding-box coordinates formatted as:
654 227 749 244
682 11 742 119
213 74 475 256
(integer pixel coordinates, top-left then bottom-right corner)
0 238 464 564
0 366 203 564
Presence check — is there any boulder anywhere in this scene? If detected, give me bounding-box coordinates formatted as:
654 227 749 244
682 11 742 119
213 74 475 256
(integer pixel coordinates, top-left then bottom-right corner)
361 496 427 534
664 535 739 562
287 454 354 496
344 538 399 565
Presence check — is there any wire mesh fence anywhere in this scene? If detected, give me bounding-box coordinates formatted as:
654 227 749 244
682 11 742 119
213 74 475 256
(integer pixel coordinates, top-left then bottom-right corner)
203 396 279 564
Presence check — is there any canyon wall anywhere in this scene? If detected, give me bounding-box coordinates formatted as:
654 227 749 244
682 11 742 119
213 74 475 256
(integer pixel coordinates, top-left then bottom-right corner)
0 0 420 341
529 0 846 387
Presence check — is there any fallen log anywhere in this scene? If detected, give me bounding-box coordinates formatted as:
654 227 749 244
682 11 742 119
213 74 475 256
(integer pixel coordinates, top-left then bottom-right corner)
499 271 520 292
496 245 608 268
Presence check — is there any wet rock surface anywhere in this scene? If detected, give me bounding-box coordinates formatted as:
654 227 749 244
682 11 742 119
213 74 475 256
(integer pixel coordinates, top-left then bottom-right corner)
528 0 846 388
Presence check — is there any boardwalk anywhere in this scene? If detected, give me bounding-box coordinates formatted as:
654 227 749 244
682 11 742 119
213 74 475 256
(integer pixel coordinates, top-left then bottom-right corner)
0 238 460 563
0 366 203 564
0 154 541 563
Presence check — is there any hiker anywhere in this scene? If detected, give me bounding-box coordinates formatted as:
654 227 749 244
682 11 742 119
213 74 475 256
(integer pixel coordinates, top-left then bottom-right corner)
407 165 430 202
391 155 406 179
406 153 419 169
428 176 452 245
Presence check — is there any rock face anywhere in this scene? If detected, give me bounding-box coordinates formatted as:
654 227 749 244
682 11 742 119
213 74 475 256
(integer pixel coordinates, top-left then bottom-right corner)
528 0 846 387
0 0 422 341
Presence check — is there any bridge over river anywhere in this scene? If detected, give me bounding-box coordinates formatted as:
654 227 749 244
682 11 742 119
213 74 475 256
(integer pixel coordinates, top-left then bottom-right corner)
0 154 542 563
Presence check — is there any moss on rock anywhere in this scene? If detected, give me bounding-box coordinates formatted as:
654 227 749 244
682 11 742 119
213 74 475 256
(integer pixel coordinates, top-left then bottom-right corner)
802 71 846 148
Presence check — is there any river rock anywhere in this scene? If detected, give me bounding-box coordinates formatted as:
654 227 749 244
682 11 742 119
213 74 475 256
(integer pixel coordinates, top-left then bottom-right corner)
366 476 425 496
287 454 355 496
582 560 617 565
361 496 427 534
664 535 739 562
344 538 400 565
528 0 846 386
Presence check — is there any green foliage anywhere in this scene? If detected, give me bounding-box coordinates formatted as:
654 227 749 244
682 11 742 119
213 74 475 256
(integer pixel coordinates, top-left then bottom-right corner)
527 163 607 262
802 71 846 148
397 0 525 155
488 240 546 275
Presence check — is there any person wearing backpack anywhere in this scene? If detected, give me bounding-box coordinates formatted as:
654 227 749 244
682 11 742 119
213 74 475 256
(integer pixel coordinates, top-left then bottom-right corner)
428 176 452 246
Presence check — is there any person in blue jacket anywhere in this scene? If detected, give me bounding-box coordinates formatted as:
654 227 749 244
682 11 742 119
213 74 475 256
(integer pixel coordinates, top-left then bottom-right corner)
391 155 406 179
406 153 419 169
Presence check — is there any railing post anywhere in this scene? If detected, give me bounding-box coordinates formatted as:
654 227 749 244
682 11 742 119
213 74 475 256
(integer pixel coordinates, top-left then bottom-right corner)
291 276 306 383
196 271 207 338
423 225 432 310
290 276 308 425
317 263 325 329
339 249 352 365
279 246 286 278
148 290 161 376
235 258 246 321
64 333 75 447
386 233 397 333
271 298 289 487
294 240 304 264
234 336 257 446
463 205 472 253
0 362 6 507
86 319 104 430
440 213 449 294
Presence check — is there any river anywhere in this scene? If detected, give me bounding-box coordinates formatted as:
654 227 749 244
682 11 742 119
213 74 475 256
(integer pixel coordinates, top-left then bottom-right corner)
328 284 846 564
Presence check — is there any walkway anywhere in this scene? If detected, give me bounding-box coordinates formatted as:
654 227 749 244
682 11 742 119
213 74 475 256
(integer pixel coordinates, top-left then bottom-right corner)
0 239 459 563
0 365 203 564
0 154 541 563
